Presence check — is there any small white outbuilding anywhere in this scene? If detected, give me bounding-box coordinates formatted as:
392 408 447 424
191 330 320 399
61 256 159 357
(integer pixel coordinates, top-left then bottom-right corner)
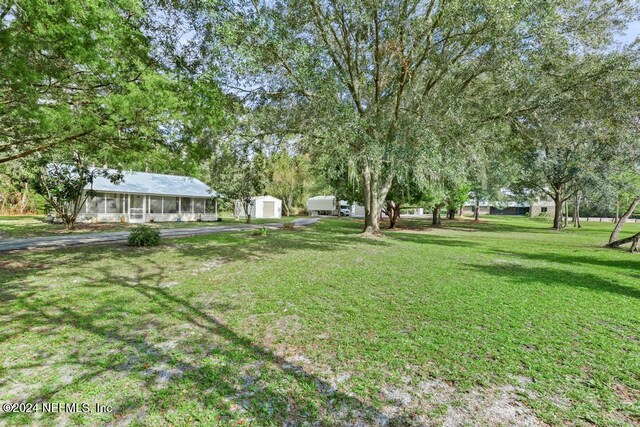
235 195 282 219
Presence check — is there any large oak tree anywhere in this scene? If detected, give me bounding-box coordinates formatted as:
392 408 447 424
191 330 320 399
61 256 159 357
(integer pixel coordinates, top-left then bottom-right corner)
207 0 637 234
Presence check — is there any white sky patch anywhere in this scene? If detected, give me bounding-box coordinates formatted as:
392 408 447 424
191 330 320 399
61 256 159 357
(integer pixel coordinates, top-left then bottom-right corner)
616 20 640 44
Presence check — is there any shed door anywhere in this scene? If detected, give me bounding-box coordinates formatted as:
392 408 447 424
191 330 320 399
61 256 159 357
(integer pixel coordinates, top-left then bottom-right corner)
263 201 275 218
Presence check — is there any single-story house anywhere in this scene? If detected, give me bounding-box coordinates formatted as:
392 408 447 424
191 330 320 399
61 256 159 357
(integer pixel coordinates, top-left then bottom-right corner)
529 197 556 216
462 195 556 217
83 170 218 223
235 195 282 219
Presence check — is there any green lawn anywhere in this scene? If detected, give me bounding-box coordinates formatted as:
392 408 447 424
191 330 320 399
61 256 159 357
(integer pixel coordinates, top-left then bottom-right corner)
0 214 286 240
0 217 638 426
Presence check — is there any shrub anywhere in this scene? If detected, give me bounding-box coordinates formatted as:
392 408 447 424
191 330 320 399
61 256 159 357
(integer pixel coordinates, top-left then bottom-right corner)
253 226 268 236
283 221 295 230
127 225 161 247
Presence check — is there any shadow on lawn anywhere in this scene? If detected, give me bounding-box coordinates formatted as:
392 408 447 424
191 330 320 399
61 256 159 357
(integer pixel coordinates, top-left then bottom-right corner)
467 262 640 300
489 249 640 274
0 225 405 426
388 233 479 248
441 218 553 234
0 258 52 305
377 216 554 235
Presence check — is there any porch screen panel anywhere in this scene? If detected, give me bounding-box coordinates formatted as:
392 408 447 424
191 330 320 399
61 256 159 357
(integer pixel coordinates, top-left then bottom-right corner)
87 192 103 213
149 196 163 214
194 198 204 213
205 199 216 214
166 197 180 213
182 197 193 213
105 193 121 213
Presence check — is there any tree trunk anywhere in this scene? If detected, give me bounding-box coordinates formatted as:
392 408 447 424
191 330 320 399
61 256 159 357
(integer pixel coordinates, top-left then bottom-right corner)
609 197 640 243
432 206 441 225
283 195 292 216
474 197 480 221
19 182 29 214
563 200 569 228
385 201 393 228
64 217 76 230
362 161 392 235
552 191 563 230
243 201 252 224
606 231 640 252
387 201 401 229
572 193 581 228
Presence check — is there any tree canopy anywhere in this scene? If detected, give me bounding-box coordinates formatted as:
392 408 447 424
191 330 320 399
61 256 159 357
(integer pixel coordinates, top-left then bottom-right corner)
194 0 639 233
0 0 227 166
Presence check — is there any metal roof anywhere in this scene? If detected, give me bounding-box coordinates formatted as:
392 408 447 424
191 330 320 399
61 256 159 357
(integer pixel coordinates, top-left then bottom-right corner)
308 196 336 200
464 200 530 208
88 169 218 198
253 195 281 201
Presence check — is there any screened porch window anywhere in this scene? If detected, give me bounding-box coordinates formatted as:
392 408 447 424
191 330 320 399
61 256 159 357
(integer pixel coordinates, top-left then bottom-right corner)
205 199 216 214
181 197 193 213
166 197 179 213
194 198 204 213
105 193 121 213
149 196 163 214
87 192 103 213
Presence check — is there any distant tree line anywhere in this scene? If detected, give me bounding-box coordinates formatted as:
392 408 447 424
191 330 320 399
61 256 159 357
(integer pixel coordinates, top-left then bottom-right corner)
1 0 639 245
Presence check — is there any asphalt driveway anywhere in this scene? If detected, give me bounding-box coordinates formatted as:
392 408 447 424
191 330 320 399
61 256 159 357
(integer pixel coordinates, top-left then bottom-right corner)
0 218 321 252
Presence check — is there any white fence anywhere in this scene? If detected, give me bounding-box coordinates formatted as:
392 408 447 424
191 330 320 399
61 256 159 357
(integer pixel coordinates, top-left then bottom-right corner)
579 217 640 223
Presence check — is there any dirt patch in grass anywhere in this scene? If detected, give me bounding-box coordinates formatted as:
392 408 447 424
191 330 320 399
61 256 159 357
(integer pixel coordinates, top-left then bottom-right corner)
193 259 224 274
0 259 49 271
612 383 638 405
374 377 546 426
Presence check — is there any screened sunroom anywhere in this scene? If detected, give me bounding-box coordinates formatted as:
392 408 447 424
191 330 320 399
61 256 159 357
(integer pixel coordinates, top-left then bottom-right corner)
83 170 218 223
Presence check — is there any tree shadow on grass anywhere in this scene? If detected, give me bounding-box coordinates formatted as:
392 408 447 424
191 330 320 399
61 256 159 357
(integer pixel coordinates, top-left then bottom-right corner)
0 263 392 425
442 218 553 234
488 249 640 274
466 262 640 300
377 216 557 236
388 232 479 248
0 258 51 304
0 225 403 426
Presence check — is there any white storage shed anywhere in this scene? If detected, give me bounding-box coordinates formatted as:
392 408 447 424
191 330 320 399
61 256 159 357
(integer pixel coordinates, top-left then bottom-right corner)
235 195 282 219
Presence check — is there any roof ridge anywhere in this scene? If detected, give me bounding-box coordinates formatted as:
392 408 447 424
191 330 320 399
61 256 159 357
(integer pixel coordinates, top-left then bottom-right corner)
93 167 205 182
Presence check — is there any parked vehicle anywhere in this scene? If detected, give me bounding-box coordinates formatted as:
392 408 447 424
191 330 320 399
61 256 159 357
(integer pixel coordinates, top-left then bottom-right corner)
307 196 351 216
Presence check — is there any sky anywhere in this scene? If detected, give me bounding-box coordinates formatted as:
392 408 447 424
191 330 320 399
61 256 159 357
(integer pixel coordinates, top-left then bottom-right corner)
617 20 640 44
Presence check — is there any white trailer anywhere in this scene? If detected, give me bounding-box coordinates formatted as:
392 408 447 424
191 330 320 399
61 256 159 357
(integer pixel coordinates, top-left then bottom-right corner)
307 196 338 216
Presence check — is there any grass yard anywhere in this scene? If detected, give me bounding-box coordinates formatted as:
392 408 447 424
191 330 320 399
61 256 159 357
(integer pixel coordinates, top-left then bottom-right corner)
0 216 638 426
0 215 285 240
